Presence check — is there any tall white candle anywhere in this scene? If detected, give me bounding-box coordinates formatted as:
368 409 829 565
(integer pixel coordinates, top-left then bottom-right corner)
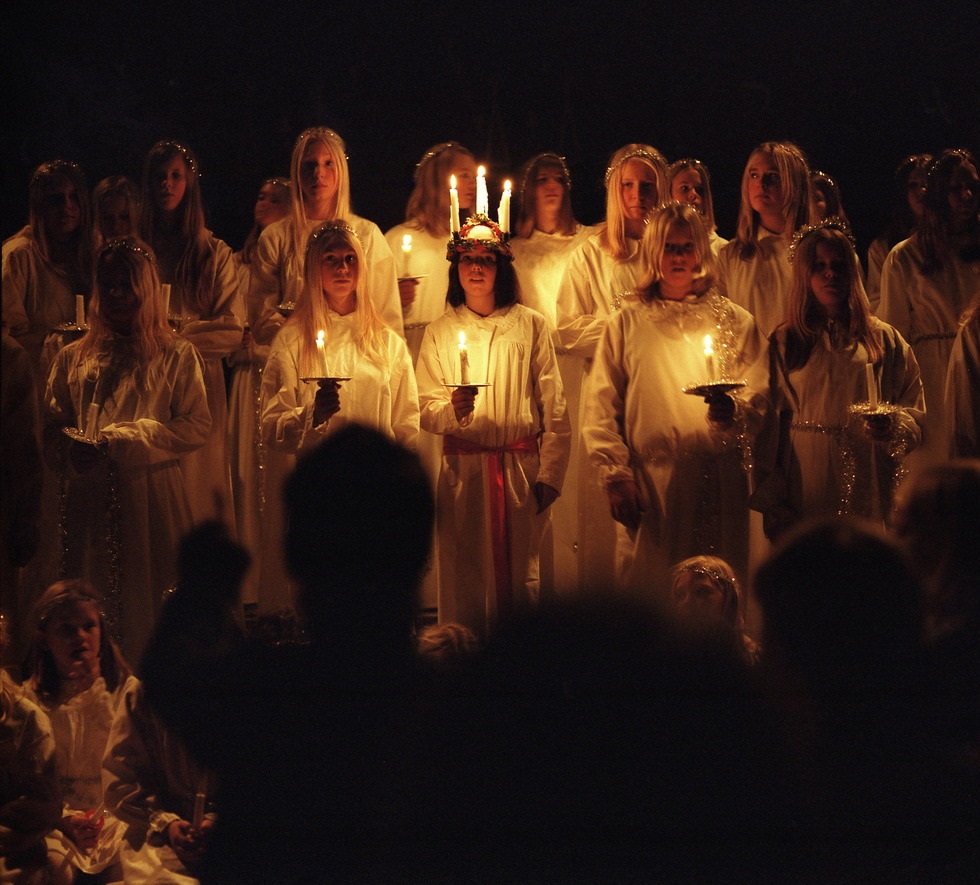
458 330 470 385
476 166 488 216
449 175 460 233
703 335 715 382
865 362 878 408
316 329 329 377
84 403 100 440
75 294 85 327
162 283 172 316
499 180 512 233
401 234 413 277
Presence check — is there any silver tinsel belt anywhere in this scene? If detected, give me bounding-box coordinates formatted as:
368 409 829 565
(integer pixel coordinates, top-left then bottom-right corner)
790 421 845 435
403 321 430 331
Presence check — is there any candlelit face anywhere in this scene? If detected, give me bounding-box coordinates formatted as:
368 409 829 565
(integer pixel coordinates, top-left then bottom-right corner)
811 183 828 220
39 601 101 682
906 169 928 219
620 159 658 221
809 240 851 315
672 572 727 623
153 156 189 213
99 193 135 240
97 256 142 335
254 183 290 229
534 166 566 213
452 158 478 210
659 223 700 298
300 142 339 215
459 253 497 300
946 162 979 230
319 241 359 304
670 168 705 213
747 153 783 218
41 176 82 241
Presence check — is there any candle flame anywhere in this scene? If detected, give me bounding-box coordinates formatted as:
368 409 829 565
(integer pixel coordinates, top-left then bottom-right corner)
458 331 467 350
317 329 326 346
477 165 486 177
504 180 512 193
402 234 412 252
450 174 457 189
703 335 714 357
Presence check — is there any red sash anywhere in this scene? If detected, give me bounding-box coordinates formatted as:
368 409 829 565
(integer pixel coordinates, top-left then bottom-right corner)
443 433 539 618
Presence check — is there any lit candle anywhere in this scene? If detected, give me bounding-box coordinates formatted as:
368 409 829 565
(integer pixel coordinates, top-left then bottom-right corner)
703 335 715 382
458 330 470 385
192 789 206 829
449 175 460 233
498 180 512 233
316 329 329 377
84 403 100 440
162 283 172 317
75 294 85 327
401 234 413 277
476 165 488 216
865 362 878 408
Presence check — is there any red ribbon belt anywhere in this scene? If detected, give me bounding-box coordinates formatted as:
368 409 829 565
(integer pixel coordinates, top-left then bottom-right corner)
443 433 539 618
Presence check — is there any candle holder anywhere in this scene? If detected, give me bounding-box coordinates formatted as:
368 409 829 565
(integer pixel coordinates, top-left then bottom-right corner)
300 376 352 385
54 322 89 336
62 426 106 446
168 313 191 332
396 273 429 283
682 380 746 398
276 301 297 317
443 382 491 390
848 402 902 420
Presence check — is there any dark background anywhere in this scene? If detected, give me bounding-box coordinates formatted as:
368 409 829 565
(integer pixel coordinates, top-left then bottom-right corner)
4 0 978 256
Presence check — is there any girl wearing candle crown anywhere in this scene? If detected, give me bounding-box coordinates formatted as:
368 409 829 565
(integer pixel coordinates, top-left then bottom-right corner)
751 219 924 541
251 127 403 347
715 141 815 337
416 215 570 638
140 140 243 528
879 148 980 463
583 202 767 590
668 158 728 256
385 141 478 363
43 237 210 664
556 143 668 593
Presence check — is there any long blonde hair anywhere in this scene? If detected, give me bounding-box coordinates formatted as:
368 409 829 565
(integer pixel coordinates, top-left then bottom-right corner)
600 143 667 260
405 142 474 237
288 128 352 261
291 221 388 375
782 223 882 371
731 141 813 261
75 237 173 384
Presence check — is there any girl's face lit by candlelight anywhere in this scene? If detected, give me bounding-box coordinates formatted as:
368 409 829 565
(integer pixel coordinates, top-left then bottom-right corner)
659 223 700 299
39 601 101 683
300 142 339 216
153 156 188 214
670 169 705 213
672 572 727 623
451 157 477 211
906 169 927 219
533 166 566 214
620 159 658 222
99 194 135 240
319 241 359 307
946 162 979 231
97 256 142 335
254 183 289 229
808 240 850 316
41 176 82 242
747 153 784 220
459 252 497 302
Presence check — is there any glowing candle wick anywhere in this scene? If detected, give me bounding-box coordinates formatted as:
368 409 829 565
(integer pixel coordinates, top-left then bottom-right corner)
316 329 329 378
703 335 715 383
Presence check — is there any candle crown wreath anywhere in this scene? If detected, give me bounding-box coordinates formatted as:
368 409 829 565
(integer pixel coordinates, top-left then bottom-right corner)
447 214 513 261
787 216 855 263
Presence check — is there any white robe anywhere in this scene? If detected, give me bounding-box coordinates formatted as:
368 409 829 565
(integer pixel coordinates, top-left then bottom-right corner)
25 676 136 876
511 224 593 594
44 336 210 665
259 316 420 611
878 234 980 461
103 679 212 885
251 215 403 343
715 230 793 338
555 231 645 592
417 303 570 637
159 234 243 529
752 319 924 535
945 309 980 458
582 291 767 590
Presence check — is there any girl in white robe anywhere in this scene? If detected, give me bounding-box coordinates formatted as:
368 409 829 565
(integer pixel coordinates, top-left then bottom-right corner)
21 580 135 882
555 144 668 592
878 148 980 463
140 141 242 529
752 220 924 540
583 202 766 591
715 141 814 338
510 152 593 595
260 221 419 611
417 215 570 638
44 238 210 665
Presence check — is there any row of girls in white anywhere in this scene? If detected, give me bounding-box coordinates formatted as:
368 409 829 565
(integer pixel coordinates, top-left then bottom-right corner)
4 133 977 658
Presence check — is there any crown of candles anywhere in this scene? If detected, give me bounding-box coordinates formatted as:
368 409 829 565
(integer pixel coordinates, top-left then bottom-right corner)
448 165 512 259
